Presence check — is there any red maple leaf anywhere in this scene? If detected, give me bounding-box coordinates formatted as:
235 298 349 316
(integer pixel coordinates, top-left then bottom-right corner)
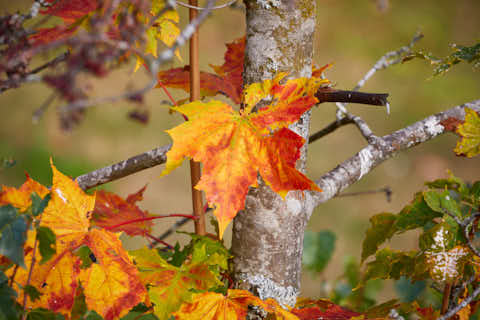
157 36 245 104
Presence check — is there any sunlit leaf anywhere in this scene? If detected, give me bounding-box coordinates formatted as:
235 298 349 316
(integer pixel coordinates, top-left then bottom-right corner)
162 74 324 237
454 108 480 158
157 36 245 103
0 175 49 213
80 229 146 320
174 289 298 320
92 187 154 236
6 162 145 319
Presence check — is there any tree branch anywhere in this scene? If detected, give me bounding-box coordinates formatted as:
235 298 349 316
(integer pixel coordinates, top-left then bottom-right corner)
316 90 389 106
76 144 171 190
311 99 480 207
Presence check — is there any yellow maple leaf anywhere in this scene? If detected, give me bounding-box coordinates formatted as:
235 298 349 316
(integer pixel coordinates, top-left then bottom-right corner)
162 74 325 238
80 229 147 320
9 249 81 314
454 107 480 157
0 175 49 212
7 161 145 319
174 289 299 320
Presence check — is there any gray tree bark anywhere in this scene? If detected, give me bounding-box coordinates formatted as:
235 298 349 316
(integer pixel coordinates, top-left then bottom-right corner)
230 0 317 307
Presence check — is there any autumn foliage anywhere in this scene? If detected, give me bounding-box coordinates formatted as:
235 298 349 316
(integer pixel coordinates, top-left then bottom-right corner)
1 0 480 320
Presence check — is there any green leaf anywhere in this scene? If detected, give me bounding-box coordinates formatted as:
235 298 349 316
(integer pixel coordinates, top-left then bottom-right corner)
75 246 94 269
360 248 418 287
84 311 103 320
394 193 442 231
177 232 231 272
419 222 456 252
454 108 480 158
121 311 158 320
404 42 480 76
31 193 51 217
0 271 19 320
394 277 426 303
26 308 64 320
361 213 397 262
424 190 462 217
36 226 56 264
302 230 336 273
24 284 42 302
0 205 27 267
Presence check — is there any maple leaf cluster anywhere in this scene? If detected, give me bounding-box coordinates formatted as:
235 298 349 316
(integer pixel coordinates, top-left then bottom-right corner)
0 162 403 320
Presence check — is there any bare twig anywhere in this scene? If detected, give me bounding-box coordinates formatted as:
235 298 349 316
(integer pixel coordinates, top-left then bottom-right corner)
450 274 476 310
348 32 424 94
442 209 480 258
436 285 480 320
312 32 424 145
32 92 56 123
29 51 70 75
21 226 39 319
308 117 354 143
336 186 392 202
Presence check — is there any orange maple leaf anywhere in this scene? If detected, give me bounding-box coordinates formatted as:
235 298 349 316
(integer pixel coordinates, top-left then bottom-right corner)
10 249 81 314
174 289 299 320
157 36 245 104
92 186 154 236
162 74 325 238
0 174 49 212
8 161 145 320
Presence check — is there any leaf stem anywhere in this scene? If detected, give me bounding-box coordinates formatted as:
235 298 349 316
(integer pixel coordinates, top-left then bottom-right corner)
103 214 197 231
21 236 39 319
145 233 173 249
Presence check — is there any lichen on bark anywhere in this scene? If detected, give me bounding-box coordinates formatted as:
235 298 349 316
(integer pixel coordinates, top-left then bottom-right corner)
231 0 317 307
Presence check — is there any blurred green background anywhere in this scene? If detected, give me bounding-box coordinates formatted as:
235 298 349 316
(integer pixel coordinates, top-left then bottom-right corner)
1 0 479 305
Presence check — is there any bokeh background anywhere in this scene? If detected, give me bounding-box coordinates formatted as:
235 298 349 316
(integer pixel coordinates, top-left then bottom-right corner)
1 0 480 305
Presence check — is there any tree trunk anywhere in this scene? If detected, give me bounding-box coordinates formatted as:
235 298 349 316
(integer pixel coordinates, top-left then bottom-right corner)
231 0 316 307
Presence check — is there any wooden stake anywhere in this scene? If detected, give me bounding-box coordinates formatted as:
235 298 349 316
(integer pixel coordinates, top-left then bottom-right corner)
189 0 206 235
